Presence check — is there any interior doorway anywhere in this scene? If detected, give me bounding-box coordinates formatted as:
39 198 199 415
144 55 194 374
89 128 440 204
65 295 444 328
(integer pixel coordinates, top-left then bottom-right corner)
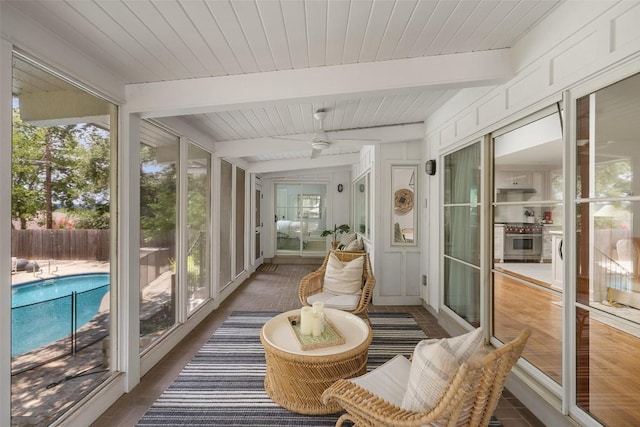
275 183 327 256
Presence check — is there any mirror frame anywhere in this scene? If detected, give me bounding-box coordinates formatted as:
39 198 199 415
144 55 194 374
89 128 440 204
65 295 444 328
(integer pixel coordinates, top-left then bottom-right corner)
391 165 417 246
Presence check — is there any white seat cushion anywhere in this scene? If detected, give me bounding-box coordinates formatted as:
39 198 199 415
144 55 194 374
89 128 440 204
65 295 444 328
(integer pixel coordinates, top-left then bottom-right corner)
307 292 360 310
349 354 411 407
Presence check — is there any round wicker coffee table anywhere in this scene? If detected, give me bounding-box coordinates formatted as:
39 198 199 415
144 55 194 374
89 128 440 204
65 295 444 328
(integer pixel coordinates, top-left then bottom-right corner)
260 308 372 415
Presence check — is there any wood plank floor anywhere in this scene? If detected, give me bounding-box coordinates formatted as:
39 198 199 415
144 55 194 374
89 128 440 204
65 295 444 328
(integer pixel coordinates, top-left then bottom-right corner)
494 271 640 426
92 263 544 427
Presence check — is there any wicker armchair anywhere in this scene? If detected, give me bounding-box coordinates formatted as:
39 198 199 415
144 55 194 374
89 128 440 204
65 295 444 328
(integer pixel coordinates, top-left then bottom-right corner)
298 250 375 323
322 328 531 427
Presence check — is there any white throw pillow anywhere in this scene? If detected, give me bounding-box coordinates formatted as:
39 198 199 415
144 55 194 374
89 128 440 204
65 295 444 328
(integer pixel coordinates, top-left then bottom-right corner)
400 328 485 413
401 339 460 412
323 253 364 295
446 327 484 362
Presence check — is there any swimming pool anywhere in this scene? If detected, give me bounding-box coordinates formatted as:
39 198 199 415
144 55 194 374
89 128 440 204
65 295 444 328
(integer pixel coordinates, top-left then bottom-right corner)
11 273 110 357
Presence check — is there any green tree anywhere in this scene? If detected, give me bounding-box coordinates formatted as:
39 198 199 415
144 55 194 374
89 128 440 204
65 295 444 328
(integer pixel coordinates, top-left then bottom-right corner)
42 125 83 228
140 145 177 246
11 109 45 229
12 105 111 229
73 125 111 229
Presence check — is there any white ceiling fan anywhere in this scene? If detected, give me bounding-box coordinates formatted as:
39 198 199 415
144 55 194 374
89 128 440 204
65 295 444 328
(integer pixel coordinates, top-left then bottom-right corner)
281 109 380 159
309 109 332 159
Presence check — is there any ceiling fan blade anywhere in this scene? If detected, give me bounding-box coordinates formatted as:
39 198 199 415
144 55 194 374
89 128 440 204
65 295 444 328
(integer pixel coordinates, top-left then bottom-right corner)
271 135 307 141
311 148 322 159
332 137 380 142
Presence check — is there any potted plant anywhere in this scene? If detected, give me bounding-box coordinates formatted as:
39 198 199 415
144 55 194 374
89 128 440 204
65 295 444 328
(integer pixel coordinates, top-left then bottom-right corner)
321 224 351 249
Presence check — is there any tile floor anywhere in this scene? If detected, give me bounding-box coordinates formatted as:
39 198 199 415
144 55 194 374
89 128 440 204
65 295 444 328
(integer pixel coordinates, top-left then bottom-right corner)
91 263 545 427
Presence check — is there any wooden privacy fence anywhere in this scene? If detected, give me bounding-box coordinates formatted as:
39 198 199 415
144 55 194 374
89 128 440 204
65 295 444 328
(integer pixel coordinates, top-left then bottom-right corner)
12 229 110 261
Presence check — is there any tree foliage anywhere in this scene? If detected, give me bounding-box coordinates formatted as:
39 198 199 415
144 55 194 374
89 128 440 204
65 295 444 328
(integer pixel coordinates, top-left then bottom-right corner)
140 144 177 245
11 110 46 229
11 106 111 229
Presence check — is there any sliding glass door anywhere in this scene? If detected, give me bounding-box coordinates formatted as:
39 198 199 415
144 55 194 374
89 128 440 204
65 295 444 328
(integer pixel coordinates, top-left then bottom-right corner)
275 183 327 255
491 107 564 385
574 73 640 425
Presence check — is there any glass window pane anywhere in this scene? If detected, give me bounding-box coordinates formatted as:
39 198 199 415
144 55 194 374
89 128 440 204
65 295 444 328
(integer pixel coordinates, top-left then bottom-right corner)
235 167 245 276
275 183 327 255
187 143 210 314
444 206 480 265
443 142 481 327
301 183 327 254
139 121 178 349
491 108 564 386
444 143 480 205
575 72 640 426
219 160 232 287
493 272 562 383
576 77 637 200
11 55 115 424
444 258 480 326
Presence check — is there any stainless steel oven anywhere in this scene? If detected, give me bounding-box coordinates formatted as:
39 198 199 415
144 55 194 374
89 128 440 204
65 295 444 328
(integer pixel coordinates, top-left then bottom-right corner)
503 224 542 261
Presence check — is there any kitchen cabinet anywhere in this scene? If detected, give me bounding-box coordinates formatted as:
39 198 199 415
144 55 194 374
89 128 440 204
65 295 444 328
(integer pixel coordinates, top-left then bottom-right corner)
495 171 533 189
494 224 505 263
495 171 546 202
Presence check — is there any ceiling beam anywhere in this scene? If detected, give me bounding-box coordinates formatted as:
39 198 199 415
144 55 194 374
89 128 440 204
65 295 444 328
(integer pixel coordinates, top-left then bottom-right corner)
247 153 359 174
126 50 512 118
213 122 424 158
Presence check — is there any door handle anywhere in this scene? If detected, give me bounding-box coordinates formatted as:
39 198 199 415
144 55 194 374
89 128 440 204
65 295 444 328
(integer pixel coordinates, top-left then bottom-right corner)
559 239 563 261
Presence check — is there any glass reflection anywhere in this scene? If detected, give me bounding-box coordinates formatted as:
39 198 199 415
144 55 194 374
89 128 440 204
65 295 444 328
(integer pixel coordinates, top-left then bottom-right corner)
574 72 640 426
186 143 210 314
139 121 178 350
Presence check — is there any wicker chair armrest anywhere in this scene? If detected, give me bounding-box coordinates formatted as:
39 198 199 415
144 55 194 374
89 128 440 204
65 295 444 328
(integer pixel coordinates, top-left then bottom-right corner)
352 275 375 315
322 379 436 427
298 269 325 305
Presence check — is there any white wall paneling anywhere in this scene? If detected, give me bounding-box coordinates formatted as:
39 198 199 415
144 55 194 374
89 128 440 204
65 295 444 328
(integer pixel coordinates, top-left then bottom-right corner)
375 142 422 306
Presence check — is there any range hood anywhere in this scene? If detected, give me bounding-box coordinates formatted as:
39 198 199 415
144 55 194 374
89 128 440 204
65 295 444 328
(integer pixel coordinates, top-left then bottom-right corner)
496 187 537 194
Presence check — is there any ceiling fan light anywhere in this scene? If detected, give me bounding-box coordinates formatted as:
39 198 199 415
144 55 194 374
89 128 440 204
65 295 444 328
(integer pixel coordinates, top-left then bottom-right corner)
311 141 330 150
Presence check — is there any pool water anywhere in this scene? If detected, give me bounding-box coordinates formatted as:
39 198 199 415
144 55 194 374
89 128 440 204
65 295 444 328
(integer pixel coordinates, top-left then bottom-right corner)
11 273 110 357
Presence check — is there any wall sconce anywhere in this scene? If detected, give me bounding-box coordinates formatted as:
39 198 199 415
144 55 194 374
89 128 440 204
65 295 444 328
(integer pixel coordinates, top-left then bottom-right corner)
425 159 436 176
337 184 344 192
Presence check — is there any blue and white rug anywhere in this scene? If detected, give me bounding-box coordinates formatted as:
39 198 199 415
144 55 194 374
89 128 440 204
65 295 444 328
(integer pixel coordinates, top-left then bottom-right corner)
136 311 502 426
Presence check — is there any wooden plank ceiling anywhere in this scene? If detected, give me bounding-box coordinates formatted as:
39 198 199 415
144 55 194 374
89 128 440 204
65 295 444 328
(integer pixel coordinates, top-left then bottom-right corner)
7 0 561 168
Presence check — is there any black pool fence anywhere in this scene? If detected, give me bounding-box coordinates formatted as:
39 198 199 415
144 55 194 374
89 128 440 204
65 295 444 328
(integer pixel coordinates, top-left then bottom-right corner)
11 284 110 375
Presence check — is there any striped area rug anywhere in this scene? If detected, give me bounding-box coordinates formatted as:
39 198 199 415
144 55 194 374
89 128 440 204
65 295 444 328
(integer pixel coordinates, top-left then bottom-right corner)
136 311 428 426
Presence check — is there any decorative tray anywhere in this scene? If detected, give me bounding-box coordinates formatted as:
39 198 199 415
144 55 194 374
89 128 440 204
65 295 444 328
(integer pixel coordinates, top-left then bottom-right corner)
288 315 345 351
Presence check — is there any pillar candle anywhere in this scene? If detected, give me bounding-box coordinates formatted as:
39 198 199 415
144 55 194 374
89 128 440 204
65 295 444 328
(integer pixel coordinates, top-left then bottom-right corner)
312 313 324 337
312 301 324 315
300 307 313 335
